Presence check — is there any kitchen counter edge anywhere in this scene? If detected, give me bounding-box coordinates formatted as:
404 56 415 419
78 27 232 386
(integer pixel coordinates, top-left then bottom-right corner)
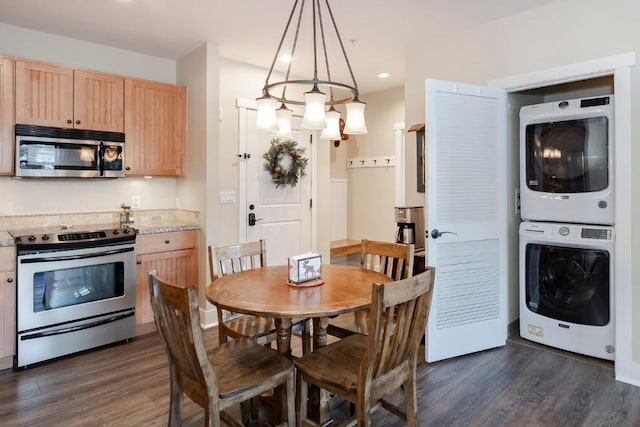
135 224 201 235
0 225 201 247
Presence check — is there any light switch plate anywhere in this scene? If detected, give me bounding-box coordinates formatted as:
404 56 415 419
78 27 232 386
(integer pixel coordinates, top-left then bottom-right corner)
132 195 141 208
220 191 235 204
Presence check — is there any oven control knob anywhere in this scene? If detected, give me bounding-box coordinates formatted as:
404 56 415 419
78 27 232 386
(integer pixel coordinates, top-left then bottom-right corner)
123 228 131 234
28 235 36 241
41 234 50 240
113 229 120 235
558 227 570 236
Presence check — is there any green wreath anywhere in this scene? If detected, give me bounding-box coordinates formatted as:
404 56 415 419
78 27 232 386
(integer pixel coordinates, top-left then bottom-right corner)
263 138 308 188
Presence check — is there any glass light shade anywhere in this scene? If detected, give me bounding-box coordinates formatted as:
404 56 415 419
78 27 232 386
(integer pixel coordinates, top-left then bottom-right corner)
320 109 341 140
301 89 327 129
274 105 293 139
256 96 277 130
344 100 367 134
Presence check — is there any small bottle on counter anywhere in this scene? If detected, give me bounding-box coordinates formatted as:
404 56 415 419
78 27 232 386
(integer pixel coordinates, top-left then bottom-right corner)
120 204 134 228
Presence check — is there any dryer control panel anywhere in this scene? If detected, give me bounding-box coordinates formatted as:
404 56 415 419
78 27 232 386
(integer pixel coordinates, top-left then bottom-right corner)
582 228 612 240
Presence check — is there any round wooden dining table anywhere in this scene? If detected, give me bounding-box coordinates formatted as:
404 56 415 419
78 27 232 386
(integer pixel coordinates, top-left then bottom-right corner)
206 263 391 351
205 263 392 423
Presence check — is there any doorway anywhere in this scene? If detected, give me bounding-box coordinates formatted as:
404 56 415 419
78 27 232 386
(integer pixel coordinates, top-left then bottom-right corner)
489 52 634 382
236 100 315 266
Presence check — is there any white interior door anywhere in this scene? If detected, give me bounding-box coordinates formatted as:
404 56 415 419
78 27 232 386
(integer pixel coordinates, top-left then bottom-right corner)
425 79 508 362
240 107 313 266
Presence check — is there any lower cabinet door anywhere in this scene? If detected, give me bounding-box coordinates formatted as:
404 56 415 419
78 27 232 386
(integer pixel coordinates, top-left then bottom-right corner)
135 248 197 325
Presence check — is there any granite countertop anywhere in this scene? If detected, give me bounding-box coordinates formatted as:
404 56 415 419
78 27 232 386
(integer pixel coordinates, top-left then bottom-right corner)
135 223 201 235
0 225 201 247
0 209 201 247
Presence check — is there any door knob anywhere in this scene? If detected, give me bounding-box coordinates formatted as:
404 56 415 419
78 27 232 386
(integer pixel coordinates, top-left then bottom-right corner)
248 212 263 226
431 229 457 239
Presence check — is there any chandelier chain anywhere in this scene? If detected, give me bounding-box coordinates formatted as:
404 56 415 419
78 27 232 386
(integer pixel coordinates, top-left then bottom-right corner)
311 0 319 81
264 0 299 93
323 0 358 93
316 0 334 101
256 0 367 135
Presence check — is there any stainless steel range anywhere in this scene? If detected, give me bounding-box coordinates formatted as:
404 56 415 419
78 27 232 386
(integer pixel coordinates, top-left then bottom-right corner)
13 225 136 368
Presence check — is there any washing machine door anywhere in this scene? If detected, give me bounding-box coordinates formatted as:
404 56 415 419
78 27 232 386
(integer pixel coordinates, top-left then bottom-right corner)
524 243 610 326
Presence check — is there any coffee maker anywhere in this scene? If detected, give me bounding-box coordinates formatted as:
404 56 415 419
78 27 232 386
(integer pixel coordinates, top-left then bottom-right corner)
394 206 425 250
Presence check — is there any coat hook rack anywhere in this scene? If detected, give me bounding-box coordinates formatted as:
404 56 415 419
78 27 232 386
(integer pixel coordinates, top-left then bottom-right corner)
346 156 396 169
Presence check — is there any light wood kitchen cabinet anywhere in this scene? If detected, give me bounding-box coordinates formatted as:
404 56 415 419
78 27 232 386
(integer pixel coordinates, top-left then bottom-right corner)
0 56 14 175
124 79 186 177
73 70 124 132
135 230 199 326
15 60 124 132
0 247 16 368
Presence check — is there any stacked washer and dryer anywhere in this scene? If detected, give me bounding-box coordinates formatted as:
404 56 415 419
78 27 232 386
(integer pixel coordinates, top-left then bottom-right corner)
518 95 615 360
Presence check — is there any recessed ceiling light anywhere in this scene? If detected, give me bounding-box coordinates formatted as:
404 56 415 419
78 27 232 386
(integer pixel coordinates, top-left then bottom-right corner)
279 54 292 63
377 72 390 79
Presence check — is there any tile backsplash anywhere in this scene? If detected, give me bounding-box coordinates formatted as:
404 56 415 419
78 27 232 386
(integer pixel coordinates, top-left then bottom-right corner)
0 209 200 232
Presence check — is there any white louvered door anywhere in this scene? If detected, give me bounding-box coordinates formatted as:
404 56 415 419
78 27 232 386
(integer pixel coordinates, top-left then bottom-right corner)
425 80 508 362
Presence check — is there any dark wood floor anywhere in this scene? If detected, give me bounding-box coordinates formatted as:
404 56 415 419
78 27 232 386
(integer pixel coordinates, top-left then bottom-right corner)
1 328 639 427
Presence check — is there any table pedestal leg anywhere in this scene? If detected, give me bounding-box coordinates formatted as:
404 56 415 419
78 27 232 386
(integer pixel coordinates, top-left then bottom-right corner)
309 317 332 424
273 318 292 424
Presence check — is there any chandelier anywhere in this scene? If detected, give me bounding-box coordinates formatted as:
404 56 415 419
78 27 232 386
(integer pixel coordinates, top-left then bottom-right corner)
256 0 367 139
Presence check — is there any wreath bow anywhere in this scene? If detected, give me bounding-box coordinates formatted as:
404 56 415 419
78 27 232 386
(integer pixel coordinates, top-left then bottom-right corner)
263 138 309 188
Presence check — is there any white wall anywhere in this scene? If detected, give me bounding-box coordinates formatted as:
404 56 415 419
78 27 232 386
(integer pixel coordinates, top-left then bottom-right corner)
330 179 348 241
0 23 180 216
176 43 220 306
346 86 404 242
217 59 267 245
404 0 640 375
0 23 175 83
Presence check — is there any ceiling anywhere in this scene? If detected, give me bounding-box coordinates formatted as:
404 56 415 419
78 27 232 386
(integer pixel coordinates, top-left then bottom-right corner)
0 0 560 95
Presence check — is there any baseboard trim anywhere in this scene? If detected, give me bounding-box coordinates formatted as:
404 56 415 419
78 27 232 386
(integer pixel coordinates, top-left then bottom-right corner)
0 355 13 371
508 318 519 337
200 306 218 329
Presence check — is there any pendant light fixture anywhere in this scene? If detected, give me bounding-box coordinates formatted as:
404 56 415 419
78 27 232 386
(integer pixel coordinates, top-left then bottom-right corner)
256 0 367 137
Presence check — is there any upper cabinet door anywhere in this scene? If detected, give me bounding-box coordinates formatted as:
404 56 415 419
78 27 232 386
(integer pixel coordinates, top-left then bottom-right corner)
0 56 14 175
74 70 124 132
15 60 74 128
124 79 186 176
15 60 124 132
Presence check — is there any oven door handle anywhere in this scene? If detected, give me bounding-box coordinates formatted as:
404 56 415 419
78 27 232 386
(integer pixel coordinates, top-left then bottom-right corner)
20 311 135 340
20 247 135 264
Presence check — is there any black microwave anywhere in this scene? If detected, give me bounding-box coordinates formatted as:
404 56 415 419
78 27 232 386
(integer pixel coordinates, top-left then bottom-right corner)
15 125 126 178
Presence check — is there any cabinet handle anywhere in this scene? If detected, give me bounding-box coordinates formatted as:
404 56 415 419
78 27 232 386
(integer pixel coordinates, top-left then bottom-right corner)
136 260 142 265
164 240 170 244
67 119 72 124
75 120 81 125
7 278 13 283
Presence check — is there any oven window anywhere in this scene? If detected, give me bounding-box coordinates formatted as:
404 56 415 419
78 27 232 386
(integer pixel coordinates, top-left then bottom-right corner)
525 243 610 326
33 262 125 312
525 117 609 194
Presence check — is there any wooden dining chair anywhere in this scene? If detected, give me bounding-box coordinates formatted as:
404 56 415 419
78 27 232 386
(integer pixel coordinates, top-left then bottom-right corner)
327 239 415 338
295 268 434 427
148 270 296 427
209 240 311 355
